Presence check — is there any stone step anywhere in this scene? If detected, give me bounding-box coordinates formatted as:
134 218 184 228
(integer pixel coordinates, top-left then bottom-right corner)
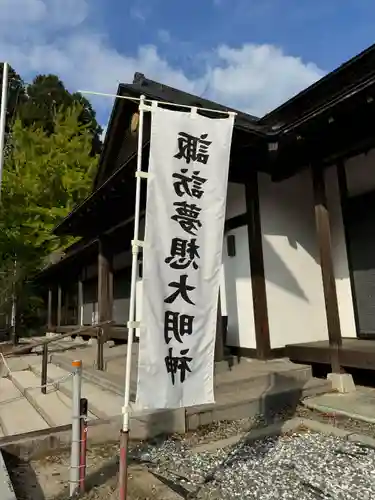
0 354 41 377
53 343 242 376
50 344 127 370
31 364 124 420
50 354 313 403
32 339 90 355
103 348 237 374
9 370 98 428
0 378 49 436
49 355 131 397
186 377 331 430
215 359 312 389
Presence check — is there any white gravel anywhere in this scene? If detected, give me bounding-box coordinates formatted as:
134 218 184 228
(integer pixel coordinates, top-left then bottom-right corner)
134 429 375 499
7 413 375 499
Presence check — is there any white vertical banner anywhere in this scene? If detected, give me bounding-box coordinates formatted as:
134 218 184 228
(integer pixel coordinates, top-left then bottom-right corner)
136 106 235 409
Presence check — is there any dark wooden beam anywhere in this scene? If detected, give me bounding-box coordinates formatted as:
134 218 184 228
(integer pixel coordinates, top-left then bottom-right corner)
109 264 114 319
47 288 53 331
312 164 342 373
245 172 271 360
63 289 69 327
78 280 84 326
57 285 62 327
98 238 113 337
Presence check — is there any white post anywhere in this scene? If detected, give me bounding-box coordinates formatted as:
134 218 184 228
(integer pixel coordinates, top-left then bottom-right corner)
122 95 145 433
70 359 82 498
78 280 84 326
135 261 143 339
10 258 17 344
0 62 8 198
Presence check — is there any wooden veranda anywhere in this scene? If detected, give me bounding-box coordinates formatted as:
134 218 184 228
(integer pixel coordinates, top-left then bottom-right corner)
286 338 375 371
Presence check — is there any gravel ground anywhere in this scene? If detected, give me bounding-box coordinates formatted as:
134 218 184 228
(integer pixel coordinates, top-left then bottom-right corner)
296 404 375 436
133 429 375 499
5 406 375 499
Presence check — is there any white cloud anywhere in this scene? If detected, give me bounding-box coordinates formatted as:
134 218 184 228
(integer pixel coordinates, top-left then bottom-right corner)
130 7 146 21
0 0 88 30
157 29 171 44
204 44 325 116
0 0 46 24
0 0 325 123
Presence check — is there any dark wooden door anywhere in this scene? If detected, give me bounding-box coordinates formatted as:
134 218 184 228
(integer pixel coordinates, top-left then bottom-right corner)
346 191 375 336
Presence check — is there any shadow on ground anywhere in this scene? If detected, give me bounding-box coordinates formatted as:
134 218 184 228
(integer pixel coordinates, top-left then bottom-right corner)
50 455 119 500
2 450 46 500
6 369 310 499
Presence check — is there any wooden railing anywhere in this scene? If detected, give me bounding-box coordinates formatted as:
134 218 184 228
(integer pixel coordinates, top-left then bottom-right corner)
3 320 114 393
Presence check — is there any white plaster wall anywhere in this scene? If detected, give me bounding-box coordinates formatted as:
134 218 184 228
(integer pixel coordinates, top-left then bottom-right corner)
221 181 247 318
221 181 256 349
325 165 357 338
259 171 328 348
345 149 375 197
223 225 257 349
225 182 246 220
113 298 129 325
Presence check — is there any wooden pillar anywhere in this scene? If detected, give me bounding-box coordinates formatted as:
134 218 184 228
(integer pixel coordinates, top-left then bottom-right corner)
47 287 53 331
98 238 113 336
312 164 342 374
245 171 271 359
109 262 114 320
63 289 69 326
78 280 84 326
57 284 62 327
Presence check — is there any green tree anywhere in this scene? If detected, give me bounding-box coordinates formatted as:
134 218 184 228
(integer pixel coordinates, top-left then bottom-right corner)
18 75 102 154
0 64 26 129
0 104 98 325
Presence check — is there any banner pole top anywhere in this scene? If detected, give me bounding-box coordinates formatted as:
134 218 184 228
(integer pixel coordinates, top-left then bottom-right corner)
78 89 237 117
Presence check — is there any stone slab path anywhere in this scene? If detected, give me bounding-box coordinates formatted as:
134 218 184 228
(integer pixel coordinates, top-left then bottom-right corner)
0 337 330 440
304 386 375 424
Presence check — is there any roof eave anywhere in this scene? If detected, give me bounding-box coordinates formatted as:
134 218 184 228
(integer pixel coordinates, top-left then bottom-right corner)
261 42 375 127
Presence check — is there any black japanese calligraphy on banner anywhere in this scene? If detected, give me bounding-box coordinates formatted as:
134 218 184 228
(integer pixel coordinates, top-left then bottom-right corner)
162 130 209 385
136 105 235 409
173 169 207 199
174 132 212 165
165 238 200 271
171 201 202 236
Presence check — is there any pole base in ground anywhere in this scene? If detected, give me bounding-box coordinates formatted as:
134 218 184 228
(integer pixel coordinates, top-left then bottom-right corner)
119 429 129 500
10 327 18 346
327 372 356 393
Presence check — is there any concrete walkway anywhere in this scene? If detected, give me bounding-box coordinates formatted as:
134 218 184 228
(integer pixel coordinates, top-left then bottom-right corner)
304 386 375 424
0 337 330 441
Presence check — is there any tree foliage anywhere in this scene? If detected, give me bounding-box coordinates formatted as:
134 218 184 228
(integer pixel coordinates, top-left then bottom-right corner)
0 66 102 155
0 63 102 331
0 105 98 320
0 65 26 130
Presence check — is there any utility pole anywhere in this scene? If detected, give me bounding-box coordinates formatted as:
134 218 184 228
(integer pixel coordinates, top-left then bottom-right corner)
0 62 11 340
0 61 8 199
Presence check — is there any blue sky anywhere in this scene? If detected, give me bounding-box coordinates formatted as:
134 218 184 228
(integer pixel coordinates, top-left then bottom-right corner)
1 0 375 129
